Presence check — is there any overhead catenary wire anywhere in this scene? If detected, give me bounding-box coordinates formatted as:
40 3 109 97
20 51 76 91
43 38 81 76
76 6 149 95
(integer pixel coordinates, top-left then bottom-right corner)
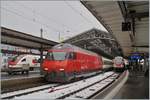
64 0 95 26
2 1 105 41
1 6 63 33
5 1 83 41
12 1 78 33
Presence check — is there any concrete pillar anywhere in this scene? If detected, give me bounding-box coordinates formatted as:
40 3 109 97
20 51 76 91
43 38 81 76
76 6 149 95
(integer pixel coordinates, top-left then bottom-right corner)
40 48 43 75
40 28 43 75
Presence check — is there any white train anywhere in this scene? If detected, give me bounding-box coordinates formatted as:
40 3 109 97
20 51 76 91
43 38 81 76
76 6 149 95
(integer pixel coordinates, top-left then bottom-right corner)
7 54 41 74
113 56 125 71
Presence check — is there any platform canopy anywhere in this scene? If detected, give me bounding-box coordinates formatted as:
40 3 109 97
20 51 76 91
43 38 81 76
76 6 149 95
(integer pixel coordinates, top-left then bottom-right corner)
81 1 149 56
1 27 58 49
63 28 122 58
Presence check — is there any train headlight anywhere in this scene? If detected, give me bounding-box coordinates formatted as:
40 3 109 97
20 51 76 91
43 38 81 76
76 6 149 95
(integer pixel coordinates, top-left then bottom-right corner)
44 68 48 71
59 68 64 71
9 65 13 68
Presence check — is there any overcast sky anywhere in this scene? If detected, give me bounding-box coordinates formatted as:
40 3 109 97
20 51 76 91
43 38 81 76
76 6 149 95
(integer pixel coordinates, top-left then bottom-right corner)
1 1 107 42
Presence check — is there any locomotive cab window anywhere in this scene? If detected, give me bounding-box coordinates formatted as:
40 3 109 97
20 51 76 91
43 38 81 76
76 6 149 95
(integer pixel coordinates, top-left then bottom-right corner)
46 52 53 60
21 58 26 62
46 52 67 61
68 52 76 59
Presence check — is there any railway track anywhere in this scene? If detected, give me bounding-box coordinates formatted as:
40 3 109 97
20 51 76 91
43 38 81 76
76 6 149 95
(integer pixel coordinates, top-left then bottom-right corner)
1 71 124 99
1 76 46 93
1 84 59 99
65 73 119 99
1 70 102 94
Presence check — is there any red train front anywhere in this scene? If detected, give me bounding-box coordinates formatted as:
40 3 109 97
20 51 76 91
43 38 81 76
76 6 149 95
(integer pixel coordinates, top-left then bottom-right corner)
42 43 103 82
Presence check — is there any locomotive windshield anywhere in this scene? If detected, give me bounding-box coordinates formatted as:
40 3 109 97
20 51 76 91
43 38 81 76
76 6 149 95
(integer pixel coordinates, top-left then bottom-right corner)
114 57 124 64
46 51 76 61
46 52 67 61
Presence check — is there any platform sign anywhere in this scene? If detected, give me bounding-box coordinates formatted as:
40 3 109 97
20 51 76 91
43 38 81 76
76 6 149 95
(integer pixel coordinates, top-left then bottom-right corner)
130 52 143 60
130 55 141 60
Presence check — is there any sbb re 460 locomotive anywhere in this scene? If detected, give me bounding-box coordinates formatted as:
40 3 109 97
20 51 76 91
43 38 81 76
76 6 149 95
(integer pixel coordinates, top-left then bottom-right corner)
42 44 113 82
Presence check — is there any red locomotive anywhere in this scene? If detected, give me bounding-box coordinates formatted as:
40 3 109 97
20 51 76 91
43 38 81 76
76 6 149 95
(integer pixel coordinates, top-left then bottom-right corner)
42 43 112 82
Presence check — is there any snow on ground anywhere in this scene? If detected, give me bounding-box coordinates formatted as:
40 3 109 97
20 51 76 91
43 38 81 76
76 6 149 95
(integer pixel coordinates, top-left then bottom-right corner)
1 84 58 98
66 74 119 99
8 71 114 99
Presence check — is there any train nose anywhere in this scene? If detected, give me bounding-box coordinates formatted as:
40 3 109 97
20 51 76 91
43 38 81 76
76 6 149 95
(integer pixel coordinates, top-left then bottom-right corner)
8 61 16 65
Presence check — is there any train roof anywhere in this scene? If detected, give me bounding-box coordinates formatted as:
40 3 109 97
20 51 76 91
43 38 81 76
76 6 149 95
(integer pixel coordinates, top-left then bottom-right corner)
114 56 123 59
51 43 98 56
102 57 112 61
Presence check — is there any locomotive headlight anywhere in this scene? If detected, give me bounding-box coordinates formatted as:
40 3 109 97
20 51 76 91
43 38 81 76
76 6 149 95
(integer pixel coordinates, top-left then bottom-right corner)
44 68 48 71
59 68 64 71
9 65 12 67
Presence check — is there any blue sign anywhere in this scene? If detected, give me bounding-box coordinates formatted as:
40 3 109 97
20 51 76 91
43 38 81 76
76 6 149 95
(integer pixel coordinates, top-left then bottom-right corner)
130 55 141 60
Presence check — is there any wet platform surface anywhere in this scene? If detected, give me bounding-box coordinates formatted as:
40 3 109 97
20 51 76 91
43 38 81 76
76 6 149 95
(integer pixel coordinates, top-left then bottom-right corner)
113 70 149 99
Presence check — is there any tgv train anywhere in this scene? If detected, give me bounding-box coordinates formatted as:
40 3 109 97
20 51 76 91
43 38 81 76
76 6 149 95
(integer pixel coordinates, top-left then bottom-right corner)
42 43 113 82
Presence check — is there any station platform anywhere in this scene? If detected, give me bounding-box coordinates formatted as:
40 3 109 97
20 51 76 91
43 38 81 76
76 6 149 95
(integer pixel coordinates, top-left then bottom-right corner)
113 69 149 99
1 70 41 80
